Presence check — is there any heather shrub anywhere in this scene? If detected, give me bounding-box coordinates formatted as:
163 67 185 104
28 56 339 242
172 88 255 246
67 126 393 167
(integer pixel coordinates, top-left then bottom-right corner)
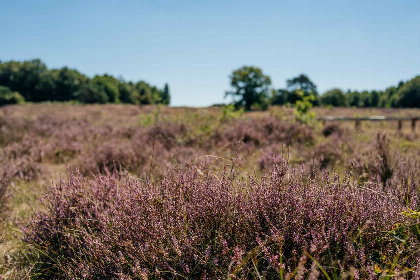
78 140 152 175
370 132 394 189
385 150 420 208
258 144 285 170
260 117 314 145
7 157 43 181
3 135 54 163
309 134 343 170
49 140 83 164
23 158 419 279
0 115 30 146
322 122 344 137
145 122 189 149
78 123 191 176
349 132 395 188
211 117 314 149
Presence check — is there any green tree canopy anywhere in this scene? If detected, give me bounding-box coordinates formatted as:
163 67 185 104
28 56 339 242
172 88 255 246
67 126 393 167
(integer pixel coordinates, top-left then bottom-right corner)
161 83 170 105
286 74 317 95
393 76 420 108
226 66 271 111
0 59 47 101
321 88 348 107
0 59 170 105
75 82 109 104
91 75 121 103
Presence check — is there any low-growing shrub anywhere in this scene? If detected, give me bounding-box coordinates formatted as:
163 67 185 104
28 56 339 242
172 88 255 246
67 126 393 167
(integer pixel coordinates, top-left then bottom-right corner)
79 140 152 175
309 134 343 170
78 123 192 176
258 144 285 170
349 132 395 189
0 115 30 146
0 86 25 106
145 122 189 149
294 90 316 125
3 135 54 163
8 157 43 181
322 123 344 137
220 104 244 122
211 117 314 150
23 158 420 279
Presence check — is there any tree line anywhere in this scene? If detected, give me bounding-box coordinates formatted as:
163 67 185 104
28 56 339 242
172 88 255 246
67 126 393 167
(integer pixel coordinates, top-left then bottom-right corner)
0 59 170 106
226 66 420 110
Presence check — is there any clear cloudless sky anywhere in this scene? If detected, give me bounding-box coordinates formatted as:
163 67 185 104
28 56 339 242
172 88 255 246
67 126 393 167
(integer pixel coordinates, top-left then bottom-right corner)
1 0 419 106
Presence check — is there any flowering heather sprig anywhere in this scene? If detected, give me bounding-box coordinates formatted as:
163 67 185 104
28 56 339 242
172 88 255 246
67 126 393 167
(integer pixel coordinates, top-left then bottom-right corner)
22 157 419 279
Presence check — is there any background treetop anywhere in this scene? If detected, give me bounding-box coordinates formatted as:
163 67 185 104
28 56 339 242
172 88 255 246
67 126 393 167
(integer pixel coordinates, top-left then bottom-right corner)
286 74 317 95
0 59 170 106
225 66 272 111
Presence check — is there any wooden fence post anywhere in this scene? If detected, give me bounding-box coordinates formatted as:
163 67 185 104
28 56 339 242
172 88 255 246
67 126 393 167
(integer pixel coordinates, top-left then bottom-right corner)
355 119 361 130
412 118 417 132
398 120 402 131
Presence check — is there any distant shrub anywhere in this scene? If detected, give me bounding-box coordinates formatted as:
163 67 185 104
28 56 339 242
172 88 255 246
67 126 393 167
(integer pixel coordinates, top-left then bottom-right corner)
309 134 343 170
145 123 188 149
7 157 43 181
322 123 344 137
257 144 285 170
219 104 244 122
79 140 152 175
212 117 314 149
79 123 190 176
138 113 154 127
293 90 316 125
23 158 419 279
0 115 30 146
3 135 53 162
349 132 395 189
0 86 25 106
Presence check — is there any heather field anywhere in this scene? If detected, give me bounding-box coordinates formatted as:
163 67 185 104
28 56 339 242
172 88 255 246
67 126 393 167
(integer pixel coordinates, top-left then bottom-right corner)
1 104 420 279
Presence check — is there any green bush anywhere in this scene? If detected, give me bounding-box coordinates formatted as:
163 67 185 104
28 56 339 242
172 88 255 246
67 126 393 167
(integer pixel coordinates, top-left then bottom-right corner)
294 90 316 125
220 104 244 122
0 86 25 106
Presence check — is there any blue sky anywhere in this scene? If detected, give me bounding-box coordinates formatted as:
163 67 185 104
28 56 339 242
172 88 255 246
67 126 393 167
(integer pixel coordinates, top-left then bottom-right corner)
1 0 419 106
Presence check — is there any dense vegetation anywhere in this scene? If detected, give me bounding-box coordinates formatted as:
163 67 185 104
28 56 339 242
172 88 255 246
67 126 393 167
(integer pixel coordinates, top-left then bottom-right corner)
0 59 170 106
1 60 419 111
228 66 420 110
1 104 420 279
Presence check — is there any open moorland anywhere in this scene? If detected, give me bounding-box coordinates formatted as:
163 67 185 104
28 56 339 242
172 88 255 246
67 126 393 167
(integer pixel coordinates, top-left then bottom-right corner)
1 104 420 279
